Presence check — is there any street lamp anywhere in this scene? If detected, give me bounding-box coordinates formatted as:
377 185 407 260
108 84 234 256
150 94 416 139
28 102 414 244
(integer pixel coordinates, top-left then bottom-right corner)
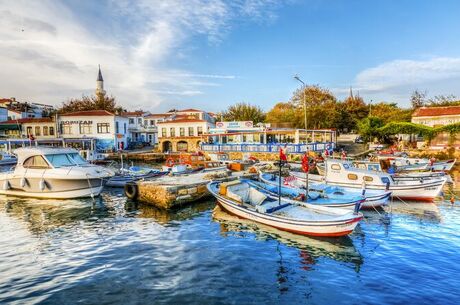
294 75 307 130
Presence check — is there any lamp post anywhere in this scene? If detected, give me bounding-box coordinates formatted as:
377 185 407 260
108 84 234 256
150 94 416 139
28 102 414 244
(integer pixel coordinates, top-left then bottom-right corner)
294 75 307 131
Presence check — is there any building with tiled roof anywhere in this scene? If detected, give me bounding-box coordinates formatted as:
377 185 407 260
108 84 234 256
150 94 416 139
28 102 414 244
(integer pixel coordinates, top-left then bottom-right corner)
412 106 460 127
412 106 460 148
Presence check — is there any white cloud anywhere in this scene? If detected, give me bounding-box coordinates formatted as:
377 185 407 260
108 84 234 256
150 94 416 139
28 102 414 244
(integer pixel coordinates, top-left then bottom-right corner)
348 57 460 104
0 0 285 111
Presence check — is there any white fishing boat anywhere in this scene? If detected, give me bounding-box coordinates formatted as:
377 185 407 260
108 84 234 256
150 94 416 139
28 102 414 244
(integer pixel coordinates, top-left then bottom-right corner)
261 172 391 208
376 156 456 172
292 159 447 202
326 160 453 183
207 180 363 237
0 147 114 199
0 151 17 166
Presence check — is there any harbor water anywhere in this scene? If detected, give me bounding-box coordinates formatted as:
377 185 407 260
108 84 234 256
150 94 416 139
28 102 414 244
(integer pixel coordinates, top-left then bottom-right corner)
1 167 460 304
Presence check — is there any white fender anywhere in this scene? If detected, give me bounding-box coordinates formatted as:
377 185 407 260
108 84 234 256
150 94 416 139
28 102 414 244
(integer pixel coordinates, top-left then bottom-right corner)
39 178 46 191
20 177 27 187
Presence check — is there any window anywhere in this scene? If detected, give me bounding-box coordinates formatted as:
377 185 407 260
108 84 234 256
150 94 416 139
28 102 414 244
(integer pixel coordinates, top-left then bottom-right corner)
49 127 55 136
138 118 142 124
197 126 203 135
124 123 127 134
23 155 49 169
331 164 341 170
381 177 391 185
97 123 110 133
68 153 88 165
26 126 32 136
347 173 358 180
150 120 155 126
188 127 194 136
79 123 92 134
180 127 185 137
45 154 75 168
62 125 71 135
170 127 175 137
34 126 41 136
363 176 374 182
129 118 134 124
162 128 166 137
43 126 49 136
116 122 119 133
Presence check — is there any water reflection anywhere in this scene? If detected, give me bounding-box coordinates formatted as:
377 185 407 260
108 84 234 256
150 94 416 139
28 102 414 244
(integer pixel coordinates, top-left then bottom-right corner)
212 205 363 269
384 201 441 223
125 199 216 224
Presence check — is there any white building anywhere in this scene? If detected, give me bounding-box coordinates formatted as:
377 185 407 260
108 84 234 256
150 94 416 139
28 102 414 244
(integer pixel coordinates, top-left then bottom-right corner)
58 110 129 151
123 111 160 145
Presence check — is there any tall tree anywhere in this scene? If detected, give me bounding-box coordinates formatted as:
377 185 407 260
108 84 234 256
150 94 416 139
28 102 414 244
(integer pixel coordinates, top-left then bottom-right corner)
410 90 427 109
58 92 125 114
221 102 266 123
265 102 299 127
291 85 338 129
369 102 412 124
426 94 460 107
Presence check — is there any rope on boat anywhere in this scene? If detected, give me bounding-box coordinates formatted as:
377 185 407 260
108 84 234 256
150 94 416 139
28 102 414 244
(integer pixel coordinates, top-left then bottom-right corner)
393 195 411 207
86 173 95 202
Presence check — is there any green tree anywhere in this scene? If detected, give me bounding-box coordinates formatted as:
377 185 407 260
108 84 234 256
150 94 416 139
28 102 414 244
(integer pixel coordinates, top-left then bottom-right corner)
265 102 298 126
356 116 384 142
426 94 460 107
369 102 412 124
222 102 266 123
290 85 338 129
58 92 125 114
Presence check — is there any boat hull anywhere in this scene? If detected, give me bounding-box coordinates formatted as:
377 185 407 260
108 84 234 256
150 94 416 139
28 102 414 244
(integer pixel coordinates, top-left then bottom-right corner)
0 177 106 199
216 199 360 237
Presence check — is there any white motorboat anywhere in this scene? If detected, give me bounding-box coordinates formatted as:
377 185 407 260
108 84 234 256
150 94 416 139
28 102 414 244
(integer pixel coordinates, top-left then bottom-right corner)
208 180 363 237
0 147 114 199
0 151 17 166
292 159 448 202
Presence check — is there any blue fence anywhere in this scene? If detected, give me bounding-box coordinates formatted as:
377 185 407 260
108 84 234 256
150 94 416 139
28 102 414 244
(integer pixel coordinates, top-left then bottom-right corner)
200 142 335 154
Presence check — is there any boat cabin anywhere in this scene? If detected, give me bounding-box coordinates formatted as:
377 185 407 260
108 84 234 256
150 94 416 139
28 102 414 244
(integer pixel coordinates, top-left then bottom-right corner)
324 159 393 187
15 147 89 170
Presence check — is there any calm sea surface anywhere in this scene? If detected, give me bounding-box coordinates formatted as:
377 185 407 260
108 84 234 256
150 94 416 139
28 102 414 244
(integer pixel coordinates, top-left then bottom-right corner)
1 166 460 304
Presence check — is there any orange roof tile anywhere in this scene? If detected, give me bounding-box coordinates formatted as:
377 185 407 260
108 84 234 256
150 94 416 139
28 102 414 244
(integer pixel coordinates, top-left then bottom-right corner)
0 117 53 124
157 119 206 124
60 110 114 116
412 106 460 117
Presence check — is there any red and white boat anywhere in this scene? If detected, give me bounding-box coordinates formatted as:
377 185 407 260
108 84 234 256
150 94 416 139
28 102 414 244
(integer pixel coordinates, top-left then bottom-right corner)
207 180 363 237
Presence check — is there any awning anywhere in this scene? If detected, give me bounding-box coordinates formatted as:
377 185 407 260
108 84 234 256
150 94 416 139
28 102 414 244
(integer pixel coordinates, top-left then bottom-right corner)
0 124 21 131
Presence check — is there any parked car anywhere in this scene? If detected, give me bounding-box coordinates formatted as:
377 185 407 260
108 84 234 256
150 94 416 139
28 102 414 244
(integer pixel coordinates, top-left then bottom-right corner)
354 136 364 144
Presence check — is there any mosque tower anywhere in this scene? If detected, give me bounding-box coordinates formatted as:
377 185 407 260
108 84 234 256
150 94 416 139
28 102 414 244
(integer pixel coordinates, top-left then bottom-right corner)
96 65 106 95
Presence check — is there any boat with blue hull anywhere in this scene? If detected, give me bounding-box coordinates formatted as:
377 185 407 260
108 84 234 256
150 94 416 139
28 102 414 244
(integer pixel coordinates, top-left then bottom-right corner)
260 172 391 208
207 180 363 237
243 177 364 211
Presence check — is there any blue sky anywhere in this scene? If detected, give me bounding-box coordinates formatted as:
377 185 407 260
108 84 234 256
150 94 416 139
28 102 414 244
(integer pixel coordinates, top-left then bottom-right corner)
1 0 460 112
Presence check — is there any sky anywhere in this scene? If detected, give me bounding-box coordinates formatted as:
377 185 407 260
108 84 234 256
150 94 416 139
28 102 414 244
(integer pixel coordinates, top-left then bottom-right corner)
1 0 460 112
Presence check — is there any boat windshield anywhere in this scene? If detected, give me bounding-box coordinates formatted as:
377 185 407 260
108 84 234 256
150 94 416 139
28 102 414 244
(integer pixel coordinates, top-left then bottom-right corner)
45 153 88 167
68 153 88 165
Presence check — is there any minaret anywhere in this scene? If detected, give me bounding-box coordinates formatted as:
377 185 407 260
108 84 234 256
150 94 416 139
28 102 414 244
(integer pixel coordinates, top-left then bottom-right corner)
96 65 106 95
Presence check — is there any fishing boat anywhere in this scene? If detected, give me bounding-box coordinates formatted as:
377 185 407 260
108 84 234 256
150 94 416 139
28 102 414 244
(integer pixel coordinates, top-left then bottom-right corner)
291 159 448 202
207 180 363 237
260 172 391 208
376 156 456 172
0 147 114 199
326 160 453 183
242 177 364 211
106 166 167 187
0 151 17 166
162 152 227 173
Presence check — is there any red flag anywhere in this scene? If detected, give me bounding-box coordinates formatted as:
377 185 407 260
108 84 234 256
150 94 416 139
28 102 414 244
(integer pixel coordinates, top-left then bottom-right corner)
279 147 287 161
302 153 309 173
